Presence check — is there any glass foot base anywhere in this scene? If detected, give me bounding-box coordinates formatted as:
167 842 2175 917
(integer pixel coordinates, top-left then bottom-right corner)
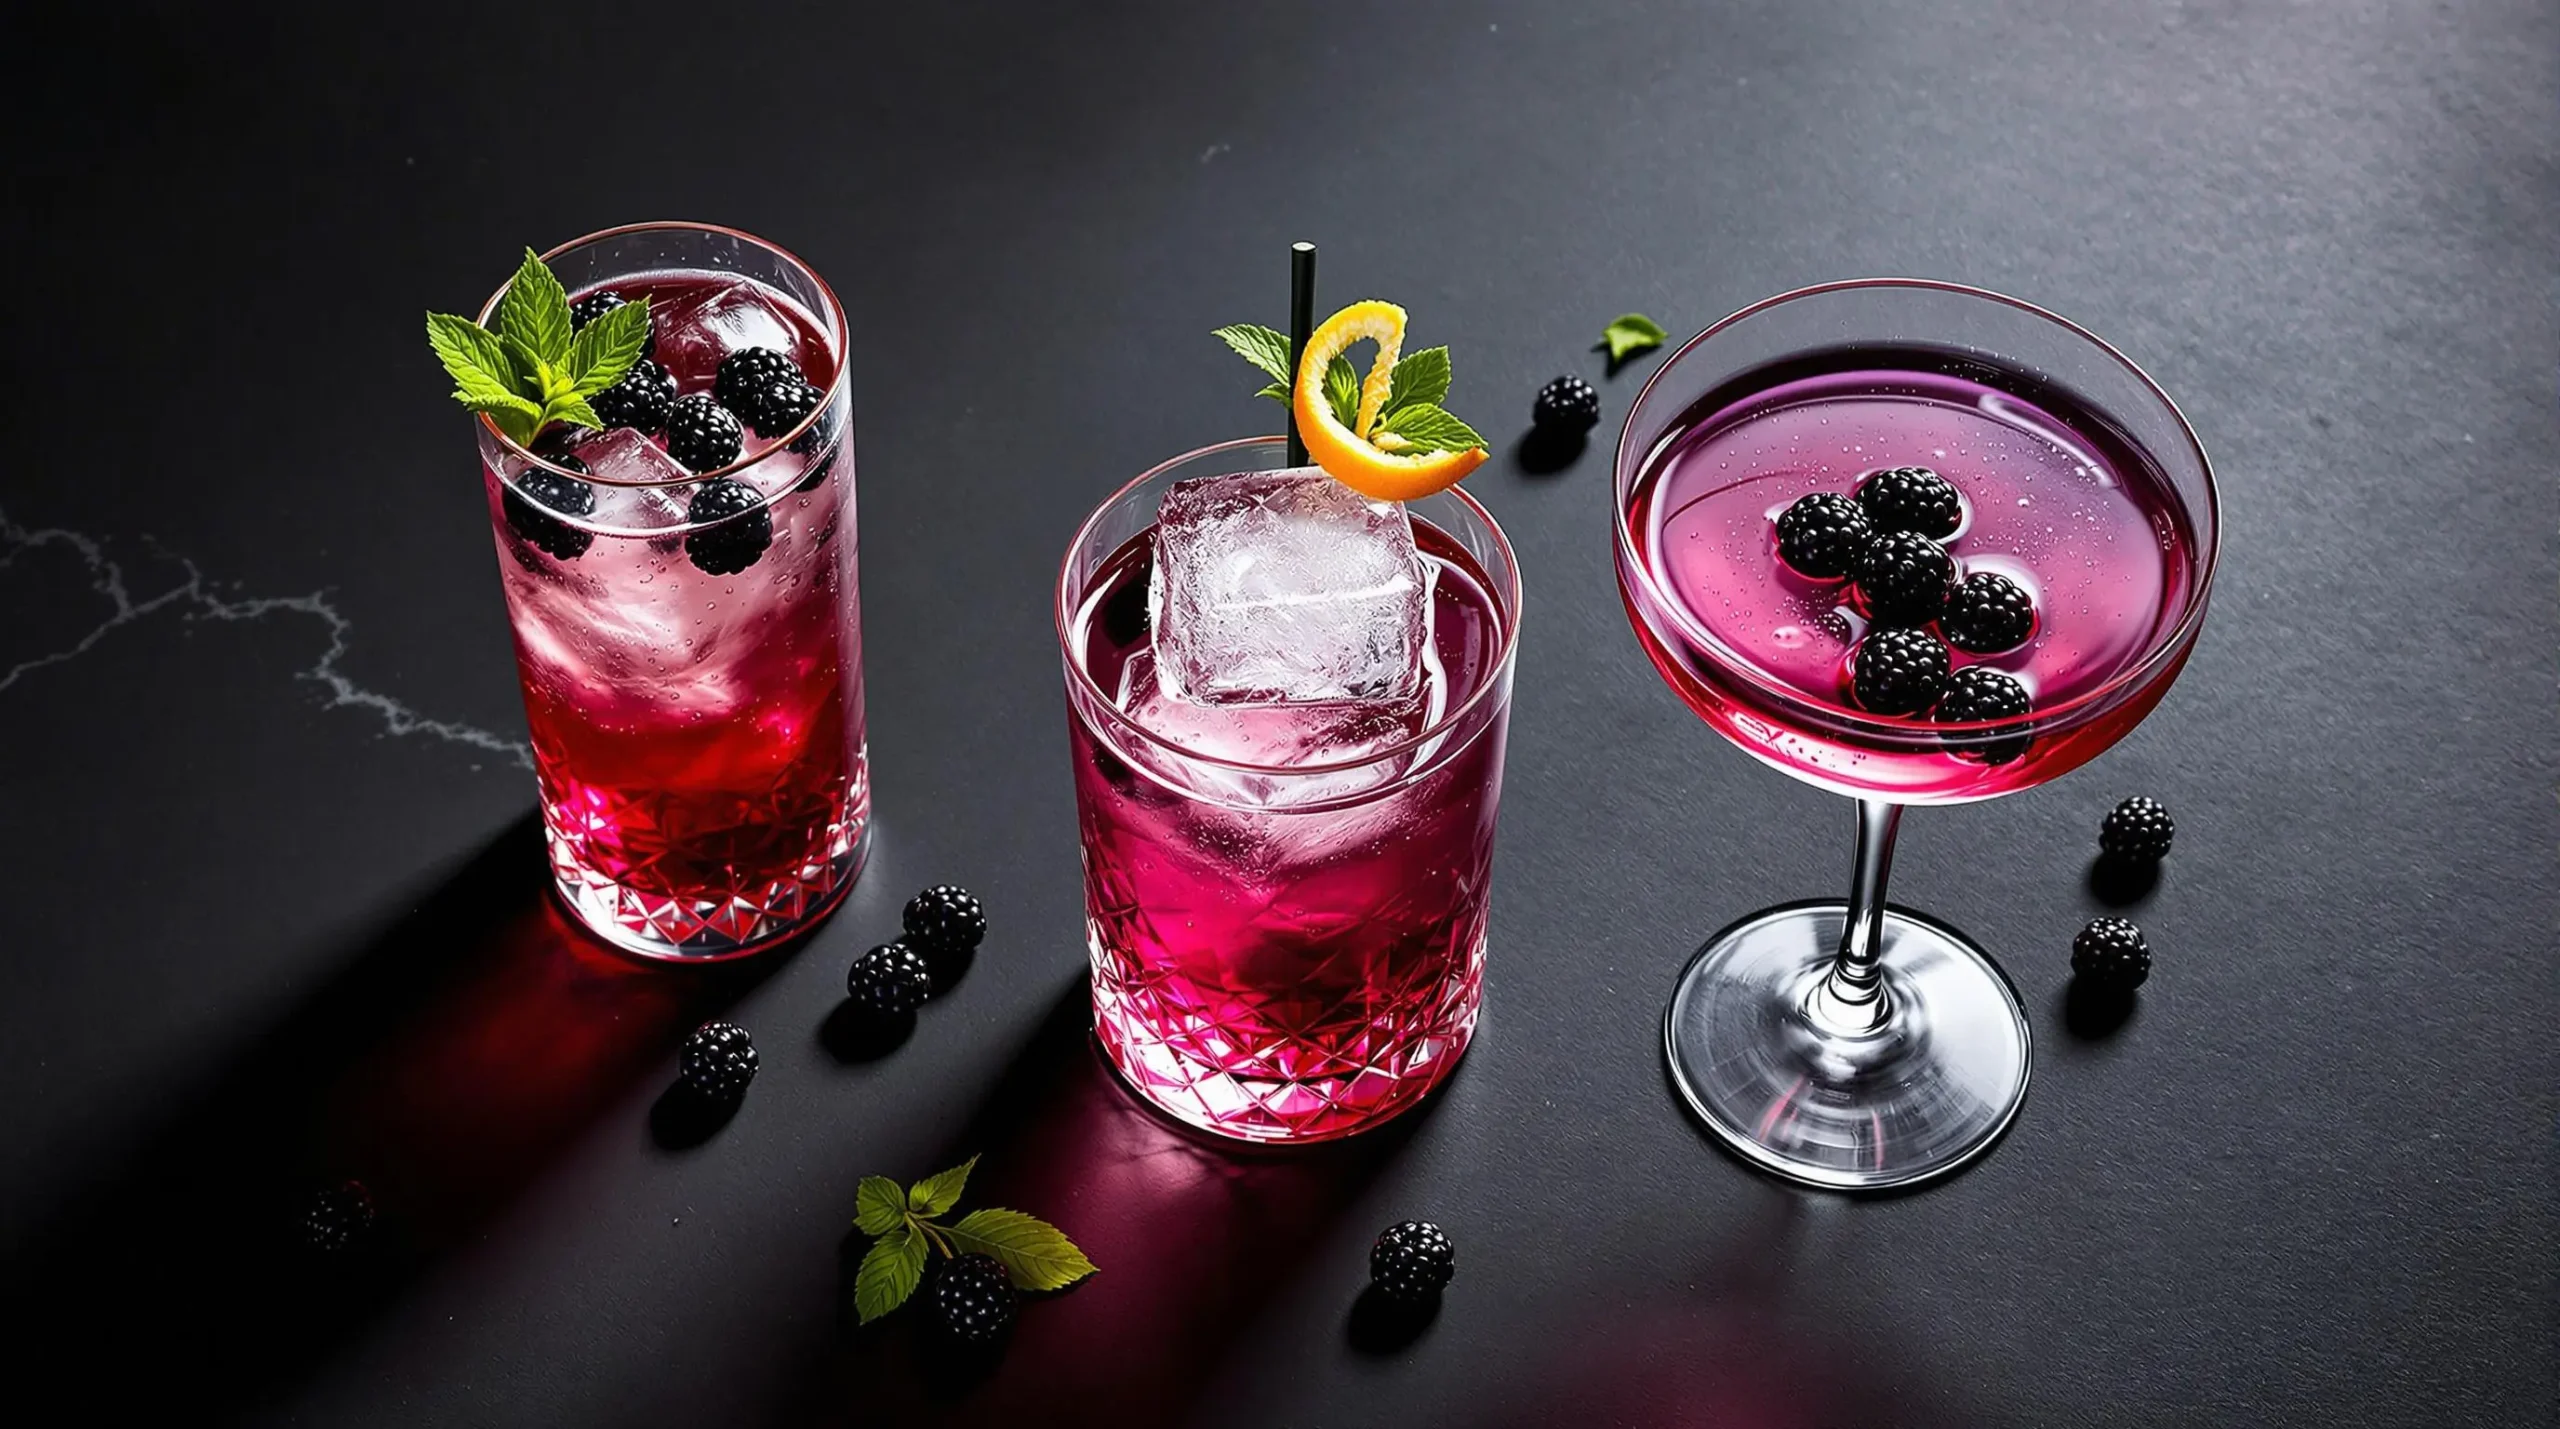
549 812 870 962
1664 900 2030 1191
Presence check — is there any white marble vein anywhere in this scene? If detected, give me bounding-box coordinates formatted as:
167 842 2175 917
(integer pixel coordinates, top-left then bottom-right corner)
0 502 532 769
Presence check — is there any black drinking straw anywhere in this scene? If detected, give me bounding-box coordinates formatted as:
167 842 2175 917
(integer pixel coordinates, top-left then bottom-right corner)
1285 241 1317 466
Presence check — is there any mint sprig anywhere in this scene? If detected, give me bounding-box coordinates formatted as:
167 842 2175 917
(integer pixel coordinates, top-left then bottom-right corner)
1599 312 1669 363
852 1155 1097 1325
1214 322 1483 455
426 248 650 446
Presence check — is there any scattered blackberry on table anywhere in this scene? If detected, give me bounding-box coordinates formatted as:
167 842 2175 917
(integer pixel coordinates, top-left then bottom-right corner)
1855 465 1962 539
1942 571 2037 653
847 942 934 1018
1531 375 1601 434
1851 627 1952 715
302 1180 375 1253
1853 530 1956 625
664 393 745 473
678 1022 758 1099
2099 796 2176 864
714 348 822 437
1933 665 2032 764
504 454 596 560
588 357 677 434
2071 916 2152 991
930 1253 1018 1344
1774 492 1873 579
903 885 988 956
683 477 773 575
569 288 656 360
1369 1220 1455 1303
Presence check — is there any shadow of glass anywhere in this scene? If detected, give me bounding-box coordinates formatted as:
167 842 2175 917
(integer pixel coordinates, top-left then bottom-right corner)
0 813 779 1414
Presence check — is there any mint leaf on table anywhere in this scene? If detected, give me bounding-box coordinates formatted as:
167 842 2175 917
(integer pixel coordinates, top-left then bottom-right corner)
855 1223 928 1324
946 1208 1100 1292
907 1154 977 1217
1599 312 1670 362
848 1155 1096 1326
1381 346 1451 418
426 247 650 447
1375 402 1487 454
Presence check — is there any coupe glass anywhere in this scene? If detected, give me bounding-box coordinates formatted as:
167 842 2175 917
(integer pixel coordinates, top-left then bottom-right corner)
1613 280 2220 1189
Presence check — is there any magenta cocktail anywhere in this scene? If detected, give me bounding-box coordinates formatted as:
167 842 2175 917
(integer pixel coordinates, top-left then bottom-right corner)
1616 281 2219 1188
1058 438 1520 1143
474 224 867 959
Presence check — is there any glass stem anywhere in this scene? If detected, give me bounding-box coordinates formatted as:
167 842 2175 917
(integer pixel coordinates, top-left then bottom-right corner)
1806 798 1903 1035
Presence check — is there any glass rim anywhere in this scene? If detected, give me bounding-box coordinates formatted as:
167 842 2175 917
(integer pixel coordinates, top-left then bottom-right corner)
1611 276 2223 741
1053 435 1525 778
473 220 849 488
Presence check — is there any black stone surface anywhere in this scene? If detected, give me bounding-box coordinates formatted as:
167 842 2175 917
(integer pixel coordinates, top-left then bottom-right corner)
3 2 2552 1424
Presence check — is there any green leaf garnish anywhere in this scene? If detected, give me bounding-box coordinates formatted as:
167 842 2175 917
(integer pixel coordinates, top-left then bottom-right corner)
1375 402 1487 454
946 1208 1101 1292
907 1154 976 1217
1599 312 1669 363
1213 324 1293 384
849 1155 1097 1325
1321 355 1361 431
854 1223 927 1324
1381 346 1450 418
427 247 649 447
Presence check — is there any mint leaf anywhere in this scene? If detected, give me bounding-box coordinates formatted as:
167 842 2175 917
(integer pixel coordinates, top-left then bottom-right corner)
494 247 574 366
946 1208 1097 1292
853 1176 908 1237
1382 346 1451 417
1324 355 1361 431
908 1155 977 1218
1252 381 1288 402
567 297 650 396
854 1223 928 1324
461 392 542 445
426 313 525 399
541 393 603 433
1599 312 1669 362
1214 324 1294 384
1376 402 1486 454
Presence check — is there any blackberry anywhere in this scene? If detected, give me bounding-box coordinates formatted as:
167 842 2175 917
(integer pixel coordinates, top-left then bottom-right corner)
1942 571 2036 653
713 348 822 437
903 885 988 956
1933 665 2032 764
569 288 656 360
1369 1220 1455 1303
588 357 677 434
930 1252 1017 1344
1855 465 1962 539
664 393 745 473
2099 796 2176 864
2071 916 2152 991
1530 375 1601 434
1852 530 1955 625
302 1180 375 1253
677 1022 758 1100
1774 492 1872 579
847 942 933 1018
1851 626 1951 715
682 477 773 574
503 454 596 560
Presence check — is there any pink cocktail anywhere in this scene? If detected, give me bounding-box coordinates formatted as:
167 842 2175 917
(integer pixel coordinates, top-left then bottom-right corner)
1057 438 1521 1143
475 224 868 959
1616 281 2220 1189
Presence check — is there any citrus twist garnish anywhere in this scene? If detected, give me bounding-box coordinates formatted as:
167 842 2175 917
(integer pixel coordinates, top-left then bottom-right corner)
1292 300 1488 502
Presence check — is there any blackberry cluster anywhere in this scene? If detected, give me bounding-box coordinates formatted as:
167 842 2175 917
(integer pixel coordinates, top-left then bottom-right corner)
590 357 677 433
1369 1221 1456 1303
1530 375 1601 434
903 885 988 958
678 1022 759 1100
2071 916 2152 991
302 1181 376 1254
665 393 744 473
2100 796 2176 864
1772 466 2044 753
715 347 824 438
683 477 773 576
847 942 933 1018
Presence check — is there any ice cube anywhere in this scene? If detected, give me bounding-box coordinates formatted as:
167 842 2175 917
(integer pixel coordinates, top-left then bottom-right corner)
572 429 695 530
1149 469 1427 706
1113 649 1431 808
651 280 809 389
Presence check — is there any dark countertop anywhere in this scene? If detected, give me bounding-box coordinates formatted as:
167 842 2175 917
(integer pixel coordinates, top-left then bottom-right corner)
4 2 2552 1424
